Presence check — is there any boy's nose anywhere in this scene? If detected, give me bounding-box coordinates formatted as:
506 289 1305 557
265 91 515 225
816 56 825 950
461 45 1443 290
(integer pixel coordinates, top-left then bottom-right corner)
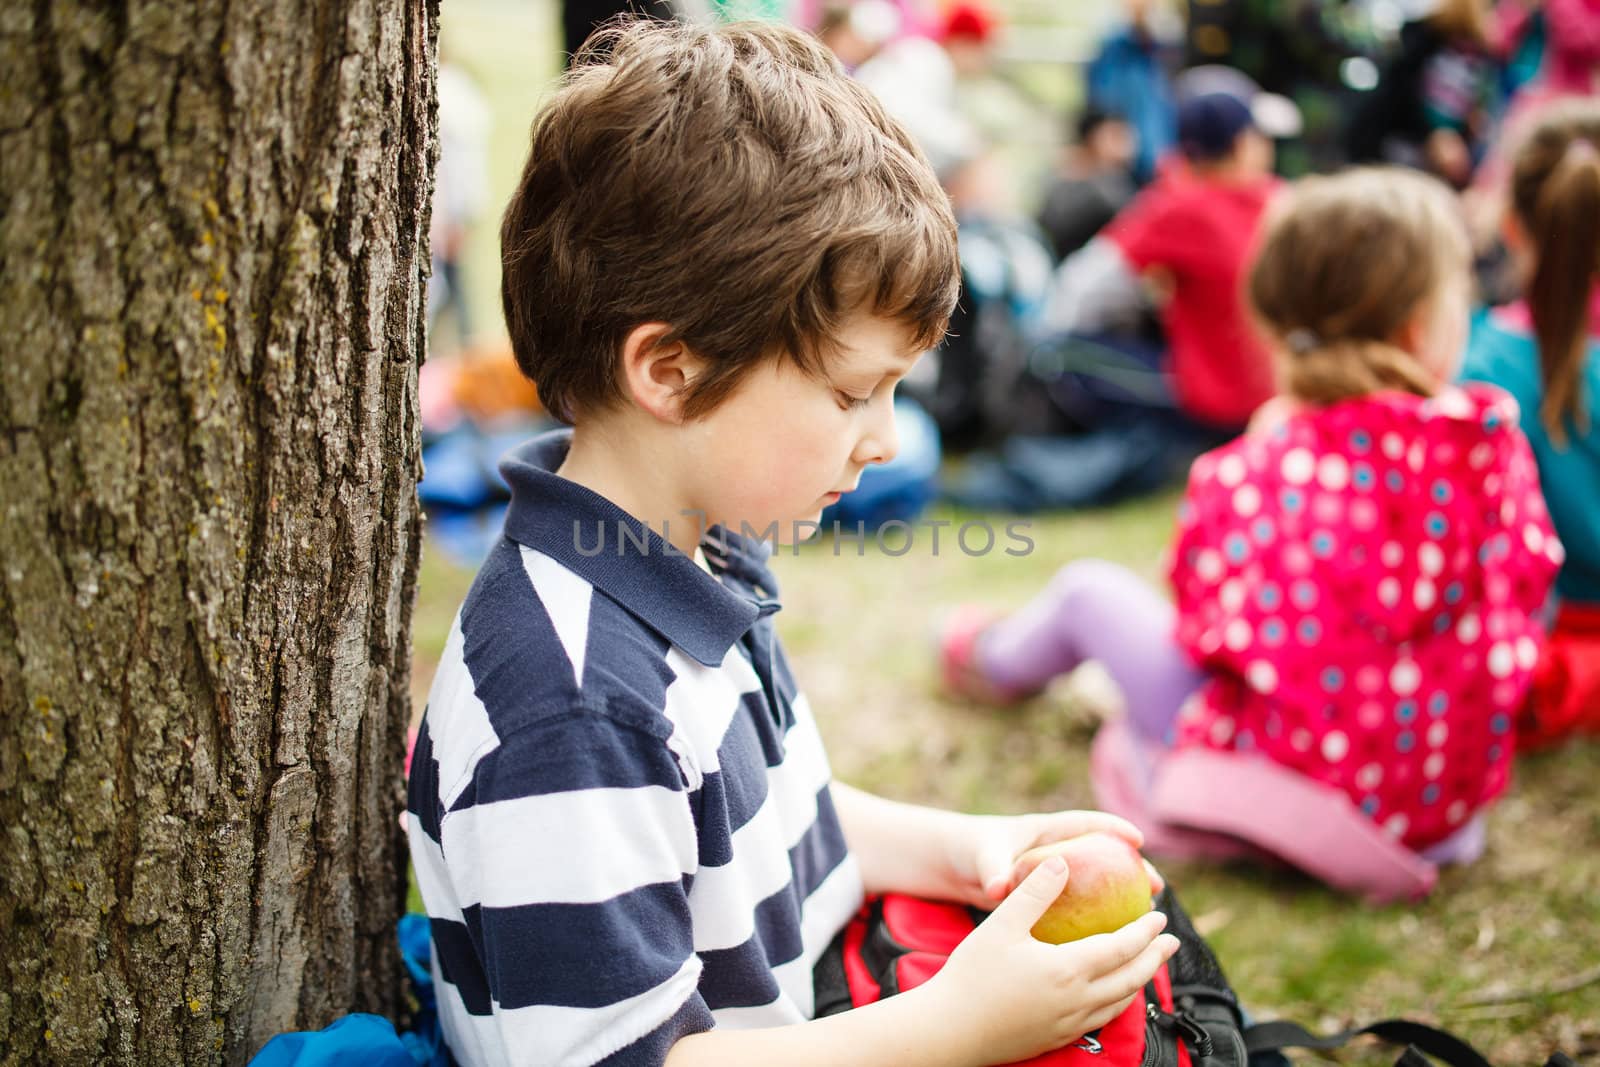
855 398 900 467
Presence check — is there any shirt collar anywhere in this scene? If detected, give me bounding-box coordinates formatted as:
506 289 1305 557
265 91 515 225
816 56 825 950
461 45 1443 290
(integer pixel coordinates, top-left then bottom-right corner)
498 430 780 667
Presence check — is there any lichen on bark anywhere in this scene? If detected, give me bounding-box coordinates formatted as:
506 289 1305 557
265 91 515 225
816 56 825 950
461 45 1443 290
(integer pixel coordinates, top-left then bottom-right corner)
0 0 437 1061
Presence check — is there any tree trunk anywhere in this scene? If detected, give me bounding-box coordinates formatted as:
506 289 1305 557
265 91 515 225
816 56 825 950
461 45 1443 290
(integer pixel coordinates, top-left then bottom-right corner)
0 1 436 1062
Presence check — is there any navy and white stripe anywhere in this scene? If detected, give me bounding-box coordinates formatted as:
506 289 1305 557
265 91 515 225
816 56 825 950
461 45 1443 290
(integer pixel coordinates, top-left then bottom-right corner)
407 431 863 1066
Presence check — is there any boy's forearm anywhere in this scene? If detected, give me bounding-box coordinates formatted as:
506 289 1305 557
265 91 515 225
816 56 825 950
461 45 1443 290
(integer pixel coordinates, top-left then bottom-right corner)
831 781 977 901
663 980 980 1067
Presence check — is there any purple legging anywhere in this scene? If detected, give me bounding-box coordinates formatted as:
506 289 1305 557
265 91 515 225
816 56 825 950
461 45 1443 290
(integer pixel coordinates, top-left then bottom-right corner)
973 558 1486 865
975 560 1201 744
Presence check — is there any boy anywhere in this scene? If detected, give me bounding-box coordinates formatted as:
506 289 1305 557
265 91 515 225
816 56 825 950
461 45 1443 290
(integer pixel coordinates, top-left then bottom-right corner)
406 21 1175 1067
1101 85 1288 433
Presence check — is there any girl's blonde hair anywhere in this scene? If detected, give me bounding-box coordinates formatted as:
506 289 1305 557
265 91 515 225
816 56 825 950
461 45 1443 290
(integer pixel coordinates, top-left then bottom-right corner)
1426 0 1491 46
1511 99 1600 444
1248 167 1470 406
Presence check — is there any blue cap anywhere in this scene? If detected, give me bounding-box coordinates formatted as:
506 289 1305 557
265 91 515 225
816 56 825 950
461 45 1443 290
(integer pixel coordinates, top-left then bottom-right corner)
1176 91 1254 161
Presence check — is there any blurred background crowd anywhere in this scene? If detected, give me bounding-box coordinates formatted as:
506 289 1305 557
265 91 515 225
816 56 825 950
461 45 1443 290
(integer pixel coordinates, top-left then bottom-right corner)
417 0 1599 560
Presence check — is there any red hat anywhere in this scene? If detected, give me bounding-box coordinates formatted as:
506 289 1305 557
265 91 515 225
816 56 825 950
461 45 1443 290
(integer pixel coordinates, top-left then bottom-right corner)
941 2 996 44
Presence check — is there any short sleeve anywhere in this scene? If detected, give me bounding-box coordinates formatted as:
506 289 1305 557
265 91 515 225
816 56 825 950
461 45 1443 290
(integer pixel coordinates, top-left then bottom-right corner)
1105 187 1194 274
432 711 713 1066
1481 404 1564 617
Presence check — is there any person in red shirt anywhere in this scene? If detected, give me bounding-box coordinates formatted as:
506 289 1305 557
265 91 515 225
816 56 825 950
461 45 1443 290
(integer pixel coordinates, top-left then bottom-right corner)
1106 90 1284 431
940 83 1293 512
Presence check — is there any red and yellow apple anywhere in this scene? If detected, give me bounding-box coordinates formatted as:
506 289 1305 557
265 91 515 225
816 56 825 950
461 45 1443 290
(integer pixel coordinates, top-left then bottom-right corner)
1012 832 1152 944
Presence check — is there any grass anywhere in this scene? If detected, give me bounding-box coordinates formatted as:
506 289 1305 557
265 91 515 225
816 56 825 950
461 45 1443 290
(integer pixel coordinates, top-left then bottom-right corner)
410 495 1600 1064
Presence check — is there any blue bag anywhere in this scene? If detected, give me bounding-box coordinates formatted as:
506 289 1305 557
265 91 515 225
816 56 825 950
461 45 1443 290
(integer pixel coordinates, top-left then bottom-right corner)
249 914 446 1067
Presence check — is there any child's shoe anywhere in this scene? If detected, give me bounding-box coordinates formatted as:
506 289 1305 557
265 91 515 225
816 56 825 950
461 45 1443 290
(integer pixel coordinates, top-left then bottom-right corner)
938 606 1035 706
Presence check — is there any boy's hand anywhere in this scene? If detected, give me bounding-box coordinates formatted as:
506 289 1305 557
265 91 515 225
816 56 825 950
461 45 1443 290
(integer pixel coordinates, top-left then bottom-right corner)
957 810 1163 907
924 857 1180 1065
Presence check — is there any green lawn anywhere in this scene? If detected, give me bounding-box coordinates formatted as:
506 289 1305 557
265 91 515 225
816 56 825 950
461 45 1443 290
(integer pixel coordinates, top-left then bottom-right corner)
410 495 1600 1064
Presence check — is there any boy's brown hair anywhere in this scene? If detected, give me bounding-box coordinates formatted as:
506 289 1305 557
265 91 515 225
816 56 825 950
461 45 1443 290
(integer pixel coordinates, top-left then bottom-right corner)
1248 167 1469 405
500 19 960 423
1510 99 1600 444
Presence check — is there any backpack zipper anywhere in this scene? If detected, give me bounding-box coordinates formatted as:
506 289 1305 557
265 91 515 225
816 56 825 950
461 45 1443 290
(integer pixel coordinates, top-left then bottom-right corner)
1139 1004 1190 1067
1147 1000 1216 1060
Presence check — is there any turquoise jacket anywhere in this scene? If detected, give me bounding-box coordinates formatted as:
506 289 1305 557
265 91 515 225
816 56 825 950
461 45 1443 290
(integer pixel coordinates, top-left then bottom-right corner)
1461 308 1600 605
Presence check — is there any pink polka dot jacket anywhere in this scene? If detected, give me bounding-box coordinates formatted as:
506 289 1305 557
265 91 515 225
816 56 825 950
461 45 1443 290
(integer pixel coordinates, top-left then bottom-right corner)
1169 385 1564 851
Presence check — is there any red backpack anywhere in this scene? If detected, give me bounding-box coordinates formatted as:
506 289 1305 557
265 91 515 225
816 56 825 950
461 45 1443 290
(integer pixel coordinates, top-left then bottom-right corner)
812 887 1518 1067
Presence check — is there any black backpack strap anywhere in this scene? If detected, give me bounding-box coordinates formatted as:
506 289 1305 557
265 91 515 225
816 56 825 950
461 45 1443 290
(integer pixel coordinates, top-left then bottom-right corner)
1243 1018 1491 1067
810 924 853 1019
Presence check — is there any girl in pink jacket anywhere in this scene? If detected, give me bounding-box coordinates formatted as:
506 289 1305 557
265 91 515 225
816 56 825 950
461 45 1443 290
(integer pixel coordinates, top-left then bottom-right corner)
940 169 1563 898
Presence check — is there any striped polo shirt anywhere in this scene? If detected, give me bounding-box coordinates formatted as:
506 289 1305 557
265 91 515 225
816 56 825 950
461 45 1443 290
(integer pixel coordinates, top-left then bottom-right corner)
406 431 863 1067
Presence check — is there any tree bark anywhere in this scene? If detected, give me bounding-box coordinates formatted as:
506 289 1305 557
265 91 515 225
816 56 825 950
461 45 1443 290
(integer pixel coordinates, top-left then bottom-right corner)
0 1 436 1062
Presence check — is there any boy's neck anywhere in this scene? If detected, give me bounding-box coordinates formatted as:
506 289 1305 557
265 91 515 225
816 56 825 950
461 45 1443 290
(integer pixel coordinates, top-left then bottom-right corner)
1190 158 1265 185
555 422 706 559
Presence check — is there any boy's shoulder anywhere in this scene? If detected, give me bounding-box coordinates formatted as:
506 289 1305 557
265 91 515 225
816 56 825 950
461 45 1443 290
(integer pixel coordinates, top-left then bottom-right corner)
450 536 671 729
429 431 777 743
415 538 675 815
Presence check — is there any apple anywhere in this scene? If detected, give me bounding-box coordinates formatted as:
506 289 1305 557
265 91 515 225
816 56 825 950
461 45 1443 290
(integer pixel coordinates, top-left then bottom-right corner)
1012 832 1152 944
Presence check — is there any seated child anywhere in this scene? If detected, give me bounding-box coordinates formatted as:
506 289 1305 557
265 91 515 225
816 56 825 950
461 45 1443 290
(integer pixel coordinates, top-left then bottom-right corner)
1037 108 1138 262
940 85 1292 513
407 21 1175 1067
941 168 1563 897
1461 99 1600 745
1101 86 1285 434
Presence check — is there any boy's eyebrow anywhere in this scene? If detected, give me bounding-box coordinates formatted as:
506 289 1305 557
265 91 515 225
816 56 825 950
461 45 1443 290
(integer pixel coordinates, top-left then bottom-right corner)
835 361 913 384
825 336 925 380
866 347 927 375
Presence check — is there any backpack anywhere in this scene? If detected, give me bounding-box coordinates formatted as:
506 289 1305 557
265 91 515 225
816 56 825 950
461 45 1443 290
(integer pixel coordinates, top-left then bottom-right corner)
815 888 1243 1067
813 887 1567 1067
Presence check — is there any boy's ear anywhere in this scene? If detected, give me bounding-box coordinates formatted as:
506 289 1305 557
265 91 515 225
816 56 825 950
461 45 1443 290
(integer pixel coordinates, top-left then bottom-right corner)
619 322 706 424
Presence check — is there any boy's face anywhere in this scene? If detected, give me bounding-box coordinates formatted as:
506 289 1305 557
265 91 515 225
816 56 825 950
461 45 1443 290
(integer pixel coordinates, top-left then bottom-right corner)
1087 120 1136 170
682 312 921 543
